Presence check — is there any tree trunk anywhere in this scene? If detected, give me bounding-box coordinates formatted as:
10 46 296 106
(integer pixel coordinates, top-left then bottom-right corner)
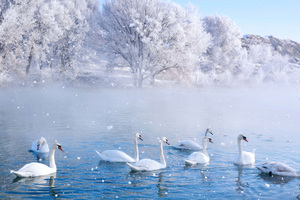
26 46 34 74
150 75 155 86
137 77 143 88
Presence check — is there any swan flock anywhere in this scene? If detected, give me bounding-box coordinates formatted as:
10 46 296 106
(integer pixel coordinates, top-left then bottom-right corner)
11 131 298 180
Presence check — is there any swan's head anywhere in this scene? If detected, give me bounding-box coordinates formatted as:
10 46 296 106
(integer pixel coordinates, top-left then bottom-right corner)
203 136 213 143
257 163 273 176
53 142 64 152
161 137 170 145
238 134 248 142
37 137 46 150
135 133 143 141
205 128 213 136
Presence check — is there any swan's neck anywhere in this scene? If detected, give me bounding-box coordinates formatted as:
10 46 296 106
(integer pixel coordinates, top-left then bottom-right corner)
49 147 57 170
159 140 166 166
44 141 49 147
237 138 243 161
134 137 139 162
202 137 208 156
42 141 49 150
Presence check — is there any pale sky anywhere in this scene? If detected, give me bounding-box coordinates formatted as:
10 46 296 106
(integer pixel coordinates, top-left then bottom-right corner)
171 0 300 42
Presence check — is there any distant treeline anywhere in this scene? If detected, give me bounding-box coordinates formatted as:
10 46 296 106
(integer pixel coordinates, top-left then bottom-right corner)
0 0 299 88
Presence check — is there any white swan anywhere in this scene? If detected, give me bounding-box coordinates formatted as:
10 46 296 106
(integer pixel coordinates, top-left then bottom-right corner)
257 162 300 177
30 137 49 153
174 128 213 150
11 142 63 178
95 133 143 162
184 136 213 165
234 134 255 165
256 162 300 177
127 137 170 172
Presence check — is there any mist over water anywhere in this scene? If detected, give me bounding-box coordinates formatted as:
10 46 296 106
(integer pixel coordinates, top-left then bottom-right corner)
1 85 300 199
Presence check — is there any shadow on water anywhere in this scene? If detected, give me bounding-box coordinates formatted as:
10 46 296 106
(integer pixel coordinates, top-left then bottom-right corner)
258 172 295 185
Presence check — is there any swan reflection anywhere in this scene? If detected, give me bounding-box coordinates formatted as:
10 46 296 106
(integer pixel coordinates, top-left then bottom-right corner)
34 152 49 161
13 172 56 186
127 171 169 197
12 173 60 197
235 166 249 193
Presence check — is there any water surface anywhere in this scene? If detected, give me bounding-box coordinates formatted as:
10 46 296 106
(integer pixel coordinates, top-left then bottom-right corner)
0 86 300 199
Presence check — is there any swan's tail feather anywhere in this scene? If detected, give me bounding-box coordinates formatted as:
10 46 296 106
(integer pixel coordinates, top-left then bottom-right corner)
184 159 197 165
126 162 140 172
11 170 29 178
95 150 103 158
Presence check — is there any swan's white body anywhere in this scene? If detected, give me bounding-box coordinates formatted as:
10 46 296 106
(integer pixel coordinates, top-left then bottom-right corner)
174 140 201 151
185 136 213 165
30 137 49 153
234 134 255 165
174 129 213 150
96 133 143 162
257 162 300 177
127 137 170 172
11 142 63 178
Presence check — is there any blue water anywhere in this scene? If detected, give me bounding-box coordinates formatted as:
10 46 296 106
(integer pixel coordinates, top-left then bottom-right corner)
1 86 300 199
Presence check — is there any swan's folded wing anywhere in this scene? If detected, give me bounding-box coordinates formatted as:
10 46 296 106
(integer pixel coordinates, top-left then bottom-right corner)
127 159 164 171
96 150 135 162
270 162 297 173
11 163 52 177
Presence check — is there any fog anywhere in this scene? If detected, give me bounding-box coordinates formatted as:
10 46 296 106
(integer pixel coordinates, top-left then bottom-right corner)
1 85 299 143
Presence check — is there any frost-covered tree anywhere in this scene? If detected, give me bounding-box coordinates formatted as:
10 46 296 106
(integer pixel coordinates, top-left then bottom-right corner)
0 0 37 84
247 44 300 84
201 15 248 85
54 0 97 79
0 0 99 86
99 0 210 87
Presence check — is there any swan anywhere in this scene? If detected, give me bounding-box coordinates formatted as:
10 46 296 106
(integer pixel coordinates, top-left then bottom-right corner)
184 136 213 165
174 128 213 150
257 162 300 177
30 137 49 153
95 133 143 162
127 137 170 172
11 142 63 178
234 134 255 165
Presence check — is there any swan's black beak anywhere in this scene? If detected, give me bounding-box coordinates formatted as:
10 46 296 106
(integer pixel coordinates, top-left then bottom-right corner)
165 140 170 145
58 145 64 152
243 136 248 142
37 144 40 150
139 135 143 141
